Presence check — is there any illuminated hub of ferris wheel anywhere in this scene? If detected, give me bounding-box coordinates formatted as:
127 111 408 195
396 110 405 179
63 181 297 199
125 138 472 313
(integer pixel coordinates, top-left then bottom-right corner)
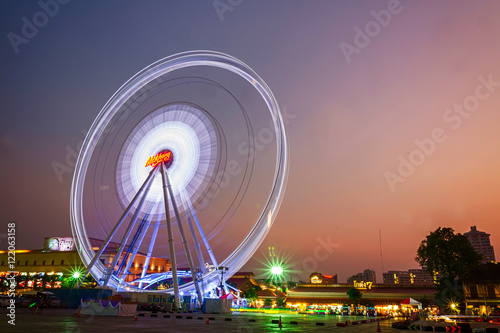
70 51 288 308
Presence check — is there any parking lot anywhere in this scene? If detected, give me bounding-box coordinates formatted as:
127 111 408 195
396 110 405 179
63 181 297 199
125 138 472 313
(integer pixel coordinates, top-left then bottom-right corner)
0 308 395 332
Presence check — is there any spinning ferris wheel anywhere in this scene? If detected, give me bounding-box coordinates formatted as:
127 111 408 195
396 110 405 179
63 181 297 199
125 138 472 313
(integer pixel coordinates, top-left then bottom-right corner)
70 51 288 308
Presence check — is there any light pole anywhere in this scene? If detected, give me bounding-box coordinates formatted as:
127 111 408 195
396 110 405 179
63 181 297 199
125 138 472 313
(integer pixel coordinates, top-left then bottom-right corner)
218 266 229 296
271 265 283 307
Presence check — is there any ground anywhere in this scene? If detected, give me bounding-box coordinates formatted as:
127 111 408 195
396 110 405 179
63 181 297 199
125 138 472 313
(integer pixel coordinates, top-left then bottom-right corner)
0 308 393 332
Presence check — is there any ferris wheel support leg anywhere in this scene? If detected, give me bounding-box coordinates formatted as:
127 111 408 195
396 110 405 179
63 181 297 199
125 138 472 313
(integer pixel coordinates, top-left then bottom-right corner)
163 163 204 308
160 163 181 310
117 213 153 285
74 166 158 289
139 215 161 289
103 166 156 287
183 194 219 269
181 193 206 274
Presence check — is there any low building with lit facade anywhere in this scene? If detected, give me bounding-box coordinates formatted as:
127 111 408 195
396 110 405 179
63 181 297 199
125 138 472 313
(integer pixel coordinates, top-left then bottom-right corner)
0 236 170 290
464 226 496 263
462 263 500 315
347 269 376 284
286 282 436 314
310 272 338 284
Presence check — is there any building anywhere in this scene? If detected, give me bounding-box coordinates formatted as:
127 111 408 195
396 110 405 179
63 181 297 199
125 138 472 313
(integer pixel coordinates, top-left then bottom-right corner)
383 268 434 285
462 263 500 315
286 281 436 314
347 269 376 283
310 272 338 284
464 226 496 263
0 236 170 290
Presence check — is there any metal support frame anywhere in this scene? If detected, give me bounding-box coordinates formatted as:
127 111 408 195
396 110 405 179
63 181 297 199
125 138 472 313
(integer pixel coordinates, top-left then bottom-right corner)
74 166 158 289
138 214 161 289
103 166 156 287
160 162 181 309
162 162 204 308
76 160 216 309
182 191 218 268
183 199 206 274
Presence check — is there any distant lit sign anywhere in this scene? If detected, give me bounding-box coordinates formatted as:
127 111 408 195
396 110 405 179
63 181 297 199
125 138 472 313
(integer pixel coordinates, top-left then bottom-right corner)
353 280 373 290
46 237 74 251
311 275 322 284
145 150 173 168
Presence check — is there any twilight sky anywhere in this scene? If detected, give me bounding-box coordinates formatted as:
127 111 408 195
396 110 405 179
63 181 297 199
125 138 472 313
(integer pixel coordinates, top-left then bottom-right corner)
1 0 500 283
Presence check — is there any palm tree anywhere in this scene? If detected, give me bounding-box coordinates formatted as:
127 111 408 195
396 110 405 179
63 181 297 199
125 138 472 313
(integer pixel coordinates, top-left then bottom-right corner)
347 287 363 314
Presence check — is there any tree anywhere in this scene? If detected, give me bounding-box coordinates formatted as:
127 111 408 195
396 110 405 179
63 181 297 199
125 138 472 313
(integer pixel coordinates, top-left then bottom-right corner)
276 297 286 308
347 287 362 310
415 227 482 280
264 298 273 306
242 286 259 302
241 281 261 304
416 227 482 307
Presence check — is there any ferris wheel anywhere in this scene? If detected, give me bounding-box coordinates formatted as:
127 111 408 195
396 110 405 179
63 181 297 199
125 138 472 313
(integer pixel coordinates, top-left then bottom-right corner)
70 51 288 308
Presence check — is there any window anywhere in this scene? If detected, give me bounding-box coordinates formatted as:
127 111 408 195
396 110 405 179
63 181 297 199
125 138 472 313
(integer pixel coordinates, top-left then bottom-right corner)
25 261 28 265
42 260 46 265
34 260 37 265
139 263 143 269
61 260 64 265
17 261 20 266
51 260 55 265
1 261 3 266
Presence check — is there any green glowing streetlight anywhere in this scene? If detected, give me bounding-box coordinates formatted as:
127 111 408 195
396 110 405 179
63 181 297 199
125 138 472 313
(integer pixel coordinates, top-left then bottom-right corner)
72 271 81 279
271 266 283 276
271 265 283 307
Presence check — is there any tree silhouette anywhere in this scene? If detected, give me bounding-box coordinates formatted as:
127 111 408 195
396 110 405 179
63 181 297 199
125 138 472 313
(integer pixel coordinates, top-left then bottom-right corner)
347 287 362 311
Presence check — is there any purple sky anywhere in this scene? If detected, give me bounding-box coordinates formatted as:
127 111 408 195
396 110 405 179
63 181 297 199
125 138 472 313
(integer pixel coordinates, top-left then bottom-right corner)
1 0 500 282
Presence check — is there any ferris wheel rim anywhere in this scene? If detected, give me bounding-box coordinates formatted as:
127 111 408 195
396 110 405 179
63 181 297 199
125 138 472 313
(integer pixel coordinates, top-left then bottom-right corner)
70 50 289 293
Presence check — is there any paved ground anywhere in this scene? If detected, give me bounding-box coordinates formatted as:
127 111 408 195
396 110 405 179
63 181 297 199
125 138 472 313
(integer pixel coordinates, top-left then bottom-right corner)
0 308 395 333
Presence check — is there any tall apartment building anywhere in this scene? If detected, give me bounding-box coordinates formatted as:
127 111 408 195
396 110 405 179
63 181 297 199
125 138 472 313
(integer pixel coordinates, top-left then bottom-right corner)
463 226 496 263
347 269 376 283
383 268 434 285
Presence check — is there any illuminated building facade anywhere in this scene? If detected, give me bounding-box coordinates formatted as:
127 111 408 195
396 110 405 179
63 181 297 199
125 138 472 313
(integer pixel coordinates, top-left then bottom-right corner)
0 236 170 290
347 269 376 283
462 263 500 315
464 226 496 263
286 282 436 313
310 272 338 284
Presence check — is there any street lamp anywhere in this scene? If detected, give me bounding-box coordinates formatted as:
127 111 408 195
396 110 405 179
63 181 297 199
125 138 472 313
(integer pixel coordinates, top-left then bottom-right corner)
218 266 229 296
271 265 283 307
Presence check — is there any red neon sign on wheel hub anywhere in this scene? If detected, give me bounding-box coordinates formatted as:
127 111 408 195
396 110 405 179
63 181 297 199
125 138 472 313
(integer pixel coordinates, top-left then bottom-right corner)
145 150 173 168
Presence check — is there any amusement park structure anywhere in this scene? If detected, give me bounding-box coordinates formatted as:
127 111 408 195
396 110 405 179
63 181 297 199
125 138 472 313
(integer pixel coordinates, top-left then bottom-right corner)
70 51 288 309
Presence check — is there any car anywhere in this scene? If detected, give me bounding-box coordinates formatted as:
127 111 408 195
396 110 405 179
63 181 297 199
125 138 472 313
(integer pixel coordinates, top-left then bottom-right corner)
46 296 60 308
